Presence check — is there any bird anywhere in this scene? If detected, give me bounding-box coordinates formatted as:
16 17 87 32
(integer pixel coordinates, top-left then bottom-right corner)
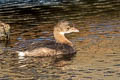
16 20 79 57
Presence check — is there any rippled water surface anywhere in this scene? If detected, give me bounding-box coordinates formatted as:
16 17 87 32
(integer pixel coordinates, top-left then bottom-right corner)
0 0 120 80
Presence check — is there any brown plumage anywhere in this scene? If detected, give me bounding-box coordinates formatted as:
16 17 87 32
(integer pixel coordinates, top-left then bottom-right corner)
17 20 79 57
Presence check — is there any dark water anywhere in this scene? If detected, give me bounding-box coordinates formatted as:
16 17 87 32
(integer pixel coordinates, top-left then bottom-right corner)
0 0 120 80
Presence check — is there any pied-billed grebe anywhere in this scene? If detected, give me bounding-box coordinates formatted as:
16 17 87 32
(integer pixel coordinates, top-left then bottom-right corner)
17 20 79 57
0 21 10 40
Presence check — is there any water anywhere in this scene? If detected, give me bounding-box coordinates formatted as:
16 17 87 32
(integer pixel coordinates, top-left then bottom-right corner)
0 0 120 80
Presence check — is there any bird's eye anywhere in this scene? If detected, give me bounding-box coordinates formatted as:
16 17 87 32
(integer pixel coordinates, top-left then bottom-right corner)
66 27 70 30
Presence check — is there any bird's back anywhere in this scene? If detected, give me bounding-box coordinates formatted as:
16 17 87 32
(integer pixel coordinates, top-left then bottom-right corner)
15 40 76 56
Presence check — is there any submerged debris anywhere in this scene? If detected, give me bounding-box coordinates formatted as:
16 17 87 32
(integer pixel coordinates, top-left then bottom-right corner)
0 21 10 40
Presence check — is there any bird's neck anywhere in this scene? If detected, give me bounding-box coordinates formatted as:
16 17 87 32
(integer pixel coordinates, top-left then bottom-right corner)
54 31 73 46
